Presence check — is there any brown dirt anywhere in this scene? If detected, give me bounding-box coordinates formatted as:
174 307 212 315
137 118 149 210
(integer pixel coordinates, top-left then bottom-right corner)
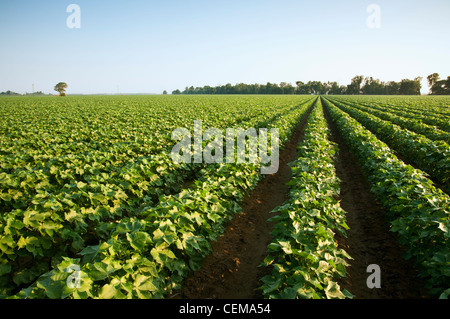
168 97 429 300
322 101 429 299
169 100 316 299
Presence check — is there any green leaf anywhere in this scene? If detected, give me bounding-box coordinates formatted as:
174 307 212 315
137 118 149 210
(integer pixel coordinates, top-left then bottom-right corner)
89 261 118 281
0 235 16 254
324 280 346 299
135 274 157 292
79 244 100 263
260 275 283 294
278 287 298 299
127 231 152 252
188 256 203 271
99 284 125 299
0 263 12 276
439 288 450 299
279 241 292 254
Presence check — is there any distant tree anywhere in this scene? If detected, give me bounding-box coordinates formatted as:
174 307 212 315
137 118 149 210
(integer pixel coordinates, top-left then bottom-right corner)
235 83 248 94
203 85 214 94
308 81 325 95
258 83 267 94
399 77 422 95
445 76 450 93
347 75 364 94
266 82 282 94
25 91 47 96
224 83 233 94
170 75 429 96
280 82 295 94
163 90 168 95
328 82 344 95
346 83 356 95
0 90 20 96
386 81 400 95
427 73 450 95
54 82 68 96
415 76 423 93
295 81 310 94
361 77 386 95
427 73 440 89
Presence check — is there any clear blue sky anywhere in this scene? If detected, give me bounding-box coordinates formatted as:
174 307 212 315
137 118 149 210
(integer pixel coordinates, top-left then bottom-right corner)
1 0 449 94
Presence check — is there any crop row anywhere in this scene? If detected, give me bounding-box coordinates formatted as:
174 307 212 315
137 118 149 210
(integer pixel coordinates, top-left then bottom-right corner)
260 98 352 299
333 96 450 133
333 98 450 143
0 96 313 296
6 97 315 298
366 97 450 118
328 98 450 194
333 95 450 117
323 98 450 297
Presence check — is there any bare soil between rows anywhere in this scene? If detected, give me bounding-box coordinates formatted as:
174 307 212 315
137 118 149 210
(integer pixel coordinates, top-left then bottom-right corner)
322 100 429 299
169 99 429 299
169 101 316 299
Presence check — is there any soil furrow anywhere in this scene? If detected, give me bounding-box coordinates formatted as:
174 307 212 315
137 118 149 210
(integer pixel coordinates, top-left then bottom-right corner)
170 99 316 299
322 99 428 299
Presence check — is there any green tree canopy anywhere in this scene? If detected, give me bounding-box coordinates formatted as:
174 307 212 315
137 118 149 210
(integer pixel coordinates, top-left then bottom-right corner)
427 73 450 95
54 82 68 96
399 77 422 95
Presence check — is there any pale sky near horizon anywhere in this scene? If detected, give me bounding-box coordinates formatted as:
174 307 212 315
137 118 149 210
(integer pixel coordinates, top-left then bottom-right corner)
0 0 449 94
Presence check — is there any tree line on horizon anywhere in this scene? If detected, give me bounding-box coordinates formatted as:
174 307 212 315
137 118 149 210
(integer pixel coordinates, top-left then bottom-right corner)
172 73 450 96
0 90 51 96
1 74 449 96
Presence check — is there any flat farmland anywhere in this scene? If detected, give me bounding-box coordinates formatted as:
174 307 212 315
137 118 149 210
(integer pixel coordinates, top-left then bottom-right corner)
0 95 448 299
